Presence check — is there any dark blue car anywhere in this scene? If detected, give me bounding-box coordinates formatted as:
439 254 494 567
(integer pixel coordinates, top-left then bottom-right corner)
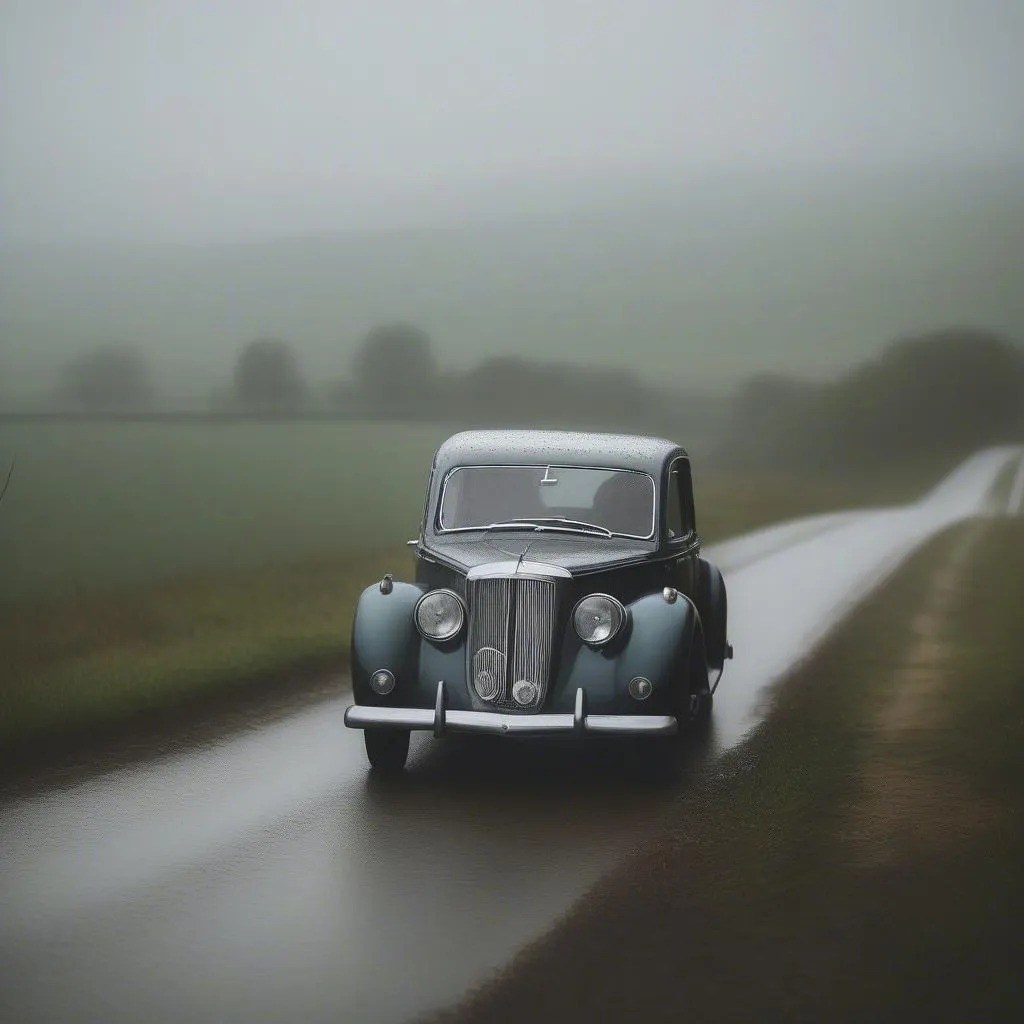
344 429 731 774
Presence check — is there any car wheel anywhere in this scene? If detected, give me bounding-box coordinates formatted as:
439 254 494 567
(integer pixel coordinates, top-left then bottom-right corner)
363 728 410 774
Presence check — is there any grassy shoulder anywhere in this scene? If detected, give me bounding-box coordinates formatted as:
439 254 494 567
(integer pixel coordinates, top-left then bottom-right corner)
0 546 414 751
429 518 1024 1024
0 456 975 757
695 452 964 539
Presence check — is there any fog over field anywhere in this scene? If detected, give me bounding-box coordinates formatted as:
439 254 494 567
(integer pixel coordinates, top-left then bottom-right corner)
2 1 1023 402
3 172 1024 400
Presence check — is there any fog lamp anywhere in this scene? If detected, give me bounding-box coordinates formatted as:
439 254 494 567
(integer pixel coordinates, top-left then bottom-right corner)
628 676 653 701
472 647 504 701
370 669 396 695
512 679 538 706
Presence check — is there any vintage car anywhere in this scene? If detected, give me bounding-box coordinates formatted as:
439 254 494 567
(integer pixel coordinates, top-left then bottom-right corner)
344 429 732 774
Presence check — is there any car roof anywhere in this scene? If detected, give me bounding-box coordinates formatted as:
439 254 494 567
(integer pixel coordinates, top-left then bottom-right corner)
432 429 687 476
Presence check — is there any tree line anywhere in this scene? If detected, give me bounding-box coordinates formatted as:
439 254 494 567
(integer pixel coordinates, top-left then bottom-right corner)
46 323 1024 470
50 323 721 437
719 328 1024 469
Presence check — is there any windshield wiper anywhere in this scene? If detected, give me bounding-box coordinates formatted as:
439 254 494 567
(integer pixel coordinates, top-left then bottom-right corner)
518 517 615 537
481 517 614 537
441 518 617 537
481 520 545 532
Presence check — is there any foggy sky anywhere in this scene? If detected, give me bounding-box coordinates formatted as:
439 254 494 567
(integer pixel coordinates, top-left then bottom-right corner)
3 0 1023 244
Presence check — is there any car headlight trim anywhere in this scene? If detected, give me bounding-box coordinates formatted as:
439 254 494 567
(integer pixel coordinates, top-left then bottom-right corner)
414 588 465 642
572 593 627 646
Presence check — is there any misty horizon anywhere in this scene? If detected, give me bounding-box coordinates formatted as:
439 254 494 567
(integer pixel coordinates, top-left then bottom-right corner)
2 1 1023 402
3 169 1023 401
3 1 1023 245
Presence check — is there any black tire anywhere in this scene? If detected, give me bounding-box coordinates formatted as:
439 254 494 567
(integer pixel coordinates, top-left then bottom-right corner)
364 728 410 774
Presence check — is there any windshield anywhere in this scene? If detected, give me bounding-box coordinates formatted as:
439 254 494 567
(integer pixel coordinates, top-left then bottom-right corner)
437 465 656 539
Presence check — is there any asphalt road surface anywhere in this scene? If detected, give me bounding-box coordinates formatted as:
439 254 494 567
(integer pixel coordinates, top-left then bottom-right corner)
1 446 1019 1024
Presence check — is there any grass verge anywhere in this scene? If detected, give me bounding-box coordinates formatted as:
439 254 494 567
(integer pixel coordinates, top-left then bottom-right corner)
427 517 1024 1024
694 453 961 540
0 455 971 764
0 546 414 758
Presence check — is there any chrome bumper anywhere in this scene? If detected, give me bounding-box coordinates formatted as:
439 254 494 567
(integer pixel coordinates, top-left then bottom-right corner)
344 683 678 737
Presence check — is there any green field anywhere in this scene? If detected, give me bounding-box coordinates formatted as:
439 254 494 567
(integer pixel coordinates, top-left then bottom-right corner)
0 420 463 606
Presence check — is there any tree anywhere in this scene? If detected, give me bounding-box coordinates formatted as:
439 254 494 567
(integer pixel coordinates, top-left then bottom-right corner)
233 338 307 412
59 346 155 410
350 322 437 411
822 328 1024 464
718 327 1024 470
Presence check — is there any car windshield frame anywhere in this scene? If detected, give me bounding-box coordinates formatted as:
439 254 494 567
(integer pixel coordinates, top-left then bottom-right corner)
435 463 658 541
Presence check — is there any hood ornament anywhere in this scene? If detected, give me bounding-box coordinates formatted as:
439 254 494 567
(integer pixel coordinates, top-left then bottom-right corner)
515 542 534 574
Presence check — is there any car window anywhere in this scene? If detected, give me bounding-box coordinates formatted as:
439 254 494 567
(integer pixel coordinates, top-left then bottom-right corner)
438 465 656 538
666 458 695 540
666 467 685 538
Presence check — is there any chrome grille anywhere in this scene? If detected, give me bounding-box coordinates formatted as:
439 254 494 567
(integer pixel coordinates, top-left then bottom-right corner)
466 575 557 711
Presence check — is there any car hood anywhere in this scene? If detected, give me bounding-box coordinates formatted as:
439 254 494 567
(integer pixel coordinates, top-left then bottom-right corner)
422 534 658 575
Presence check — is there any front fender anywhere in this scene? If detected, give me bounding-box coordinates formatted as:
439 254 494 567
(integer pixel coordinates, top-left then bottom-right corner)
549 591 699 715
697 558 729 670
350 581 427 704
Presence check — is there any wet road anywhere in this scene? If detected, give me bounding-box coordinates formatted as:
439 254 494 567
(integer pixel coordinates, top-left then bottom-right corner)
1 446 1019 1024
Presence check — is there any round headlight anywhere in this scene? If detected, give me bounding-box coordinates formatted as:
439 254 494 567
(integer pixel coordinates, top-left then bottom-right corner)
573 594 626 646
415 589 465 641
